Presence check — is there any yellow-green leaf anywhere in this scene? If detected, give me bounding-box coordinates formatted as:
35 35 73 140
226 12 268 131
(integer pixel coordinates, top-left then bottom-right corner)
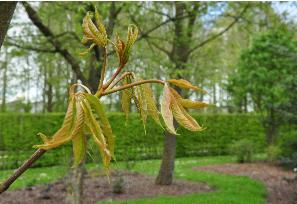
80 99 111 170
84 93 115 159
171 96 203 132
82 12 107 48
161 83 176 135
180 99 208 109
167 79 206 93
72 130 87 167
142 83 163 128
34 96 77 150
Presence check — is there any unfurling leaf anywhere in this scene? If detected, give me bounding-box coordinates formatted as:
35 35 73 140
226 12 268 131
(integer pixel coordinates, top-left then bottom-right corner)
84 93 115 159
171 97 203 132
123 25 138 63
111 25 138 66
80 99 111 170
120 76 132 122
167 79 206 93
34 95 77 150
180 99 208 109
72 130 87 167
161 83 176 135
134 81 148 133
160 83 207 134
80 8 107 54
142 83 163 128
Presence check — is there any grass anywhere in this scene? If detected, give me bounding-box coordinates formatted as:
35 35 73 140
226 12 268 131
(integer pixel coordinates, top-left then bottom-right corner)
0 156 267 203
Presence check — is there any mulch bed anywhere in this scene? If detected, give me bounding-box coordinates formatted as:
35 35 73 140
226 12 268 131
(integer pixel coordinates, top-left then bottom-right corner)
194 162 297 204
0 170 213 204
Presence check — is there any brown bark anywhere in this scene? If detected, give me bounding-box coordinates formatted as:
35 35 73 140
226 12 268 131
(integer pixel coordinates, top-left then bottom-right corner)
65 163 85 204
1 49 8 112
0 149 46 194
155 128 177 185
155 2 194 185
0 2 17 49
265 108 277 145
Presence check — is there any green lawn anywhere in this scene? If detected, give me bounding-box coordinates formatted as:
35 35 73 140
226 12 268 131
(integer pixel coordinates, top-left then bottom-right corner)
0 156 266 204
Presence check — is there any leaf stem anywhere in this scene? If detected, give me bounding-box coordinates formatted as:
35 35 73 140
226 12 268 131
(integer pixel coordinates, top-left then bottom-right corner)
0 149 46 194
106 72 133 91
96 47 108 96
101 79 165 96
102 63 125 91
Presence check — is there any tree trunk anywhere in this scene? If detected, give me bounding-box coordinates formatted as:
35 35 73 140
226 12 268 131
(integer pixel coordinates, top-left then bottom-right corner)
65 163 85 204
265 108 277 145
0 2 17 49
155 128 177 185
1 49 8 112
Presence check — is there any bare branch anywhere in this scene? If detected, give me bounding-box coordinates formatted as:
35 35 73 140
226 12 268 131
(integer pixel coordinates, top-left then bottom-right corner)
6 40 57 53
22 2 89 86
187 4 249 55
0 149 46 194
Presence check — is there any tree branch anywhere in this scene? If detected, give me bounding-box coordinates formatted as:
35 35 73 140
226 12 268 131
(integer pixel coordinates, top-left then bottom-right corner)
187 4 249 55
22 2 88 86
0 2 17 49
6 40 57 53
0 149 46 194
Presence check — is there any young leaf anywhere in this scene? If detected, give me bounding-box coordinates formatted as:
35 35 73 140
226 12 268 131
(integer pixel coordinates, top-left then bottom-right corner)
161 83 176 135
123 25 138 63
80 99 111 169
72 130 87 167
171 96 203 132
81 11 107 53
120 77 132 122
34 96 77 150
84 93 115 159
142 83 163 128
167 79 206 93
180 99 208 109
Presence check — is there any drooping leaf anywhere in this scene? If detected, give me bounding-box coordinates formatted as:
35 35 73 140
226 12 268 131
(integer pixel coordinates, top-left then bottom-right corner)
161 83 176 135
171 96 203 132
142 83 163 128
167 79 206 93
72 130 87 167
120 77 132 122
180 99 208 109
84 93 115 159
80 99 111 170
34 96 78 150
133 79 148 133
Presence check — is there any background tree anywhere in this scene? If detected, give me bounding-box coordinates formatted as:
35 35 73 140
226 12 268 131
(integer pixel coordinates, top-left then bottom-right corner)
228 25 297 145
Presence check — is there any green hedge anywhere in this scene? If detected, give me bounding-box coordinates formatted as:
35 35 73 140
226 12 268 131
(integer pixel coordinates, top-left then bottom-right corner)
0 113 266 169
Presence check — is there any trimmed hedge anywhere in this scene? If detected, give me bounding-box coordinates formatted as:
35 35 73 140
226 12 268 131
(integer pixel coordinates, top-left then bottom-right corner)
0 113 266 169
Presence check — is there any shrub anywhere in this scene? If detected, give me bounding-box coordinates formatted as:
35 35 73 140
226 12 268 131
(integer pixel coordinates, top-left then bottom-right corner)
278 130 297 168
229 139 254 163
266 145 281 162
0 113 267 169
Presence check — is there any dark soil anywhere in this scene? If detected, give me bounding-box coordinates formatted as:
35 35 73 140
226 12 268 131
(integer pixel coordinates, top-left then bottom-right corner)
194 162 297 204
0 170 213 204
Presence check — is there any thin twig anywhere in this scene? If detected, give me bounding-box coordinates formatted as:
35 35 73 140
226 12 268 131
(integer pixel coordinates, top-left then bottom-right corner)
0 149 46 194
